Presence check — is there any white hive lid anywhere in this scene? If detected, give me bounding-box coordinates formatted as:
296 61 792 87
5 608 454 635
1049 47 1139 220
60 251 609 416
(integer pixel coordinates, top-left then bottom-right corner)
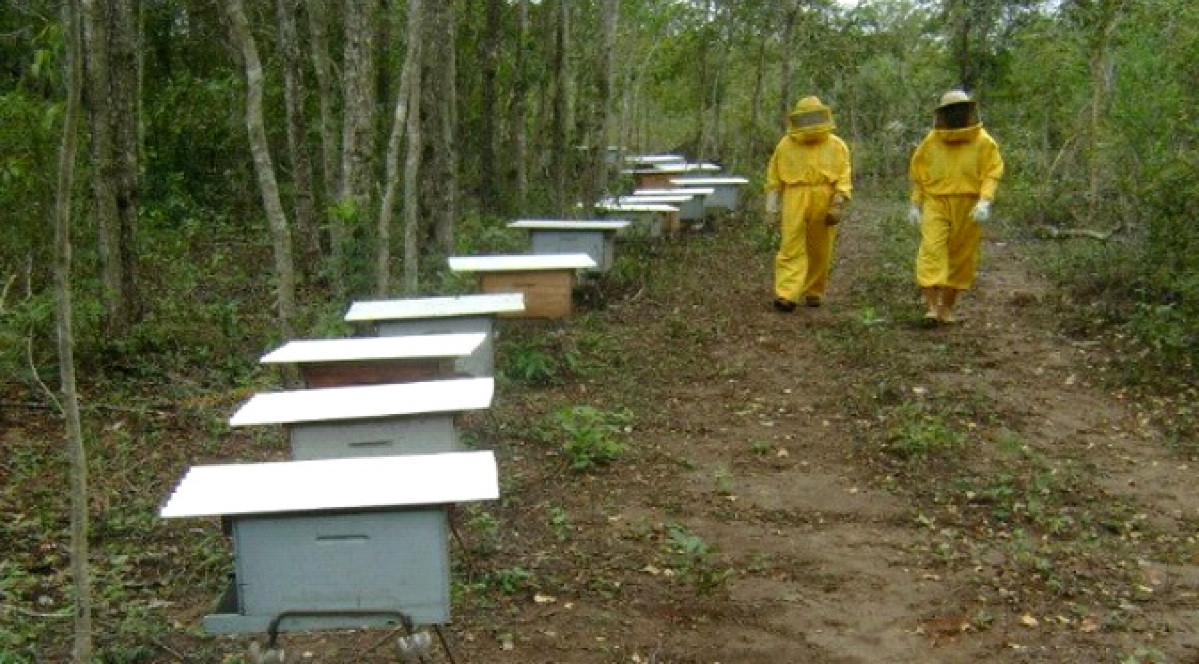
611 194 693 204
448 253 597 272
654 162 721 173
670 176 749 186
345 293 526 322
259 333 485 365
229 377 494 427
596 202 679 212
633 187 716 197
508 219 631 231
160 451 500 518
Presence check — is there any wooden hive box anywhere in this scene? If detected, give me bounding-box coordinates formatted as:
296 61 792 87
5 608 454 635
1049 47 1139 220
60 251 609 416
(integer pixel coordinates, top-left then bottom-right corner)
229 377 495 460
448 254 596 319
507 219 631 273
159 451 499 633
344 294 525 378
260 334 485 388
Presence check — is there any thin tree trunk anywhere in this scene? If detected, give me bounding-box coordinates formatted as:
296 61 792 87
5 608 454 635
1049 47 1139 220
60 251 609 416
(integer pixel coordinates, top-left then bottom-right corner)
435 1 458 254
550 0 569 216
82 0 125 336
377 0 423 296
514 0 529 213
224 0 296 339
276 0 319 277
480 0 500 215
306 0 340 272
590 0 618 206
779 0 799 126
109 0 140 326
402 19 424 293
751 35 766 131
55 2 92 661
340 1 377 295
1087 5 1119 227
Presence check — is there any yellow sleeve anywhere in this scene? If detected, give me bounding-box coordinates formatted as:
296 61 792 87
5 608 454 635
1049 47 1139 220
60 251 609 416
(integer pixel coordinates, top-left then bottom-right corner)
765 141 783 192
978 135 1004 201
909 140 927 205
833 138 852 199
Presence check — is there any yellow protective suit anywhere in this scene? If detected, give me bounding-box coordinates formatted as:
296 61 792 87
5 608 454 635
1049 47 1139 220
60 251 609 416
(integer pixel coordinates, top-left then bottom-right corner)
766 97 852 306
910 124 1004 292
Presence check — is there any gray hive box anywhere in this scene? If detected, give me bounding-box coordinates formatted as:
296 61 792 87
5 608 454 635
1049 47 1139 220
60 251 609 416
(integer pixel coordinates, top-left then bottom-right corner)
624 161 721 188
448 254 597 319
229 377 494 460
160 451 499 633
259 333 485 387
596 202 679 238
345 294 525 378
629 188 715 221
507 219 631 272
669 176 750 210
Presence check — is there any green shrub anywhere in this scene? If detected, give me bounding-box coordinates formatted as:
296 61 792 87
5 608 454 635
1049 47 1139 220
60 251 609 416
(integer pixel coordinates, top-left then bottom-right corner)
552 405 633 470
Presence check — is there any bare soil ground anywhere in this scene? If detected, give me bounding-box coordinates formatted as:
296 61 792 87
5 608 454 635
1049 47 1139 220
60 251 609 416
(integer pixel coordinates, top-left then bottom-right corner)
2 193 1196 663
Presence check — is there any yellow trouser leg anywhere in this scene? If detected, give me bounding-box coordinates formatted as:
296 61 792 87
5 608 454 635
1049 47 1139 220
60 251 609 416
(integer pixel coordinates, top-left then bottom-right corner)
916 196 982 291
775 185 834 303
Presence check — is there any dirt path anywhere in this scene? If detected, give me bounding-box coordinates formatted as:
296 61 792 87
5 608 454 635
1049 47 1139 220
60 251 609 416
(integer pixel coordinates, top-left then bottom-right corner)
421 194 1196 664
10 191 1192 662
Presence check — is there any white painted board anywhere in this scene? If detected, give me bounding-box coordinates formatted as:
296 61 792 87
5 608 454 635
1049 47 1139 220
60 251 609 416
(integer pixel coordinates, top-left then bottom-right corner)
508 219 631 231
653 162 722 173
345 293 525 322
260 333 485 364
160 451 499 518
447 253 596 272
596 202 679 212
633 187 716 197
229 377 494 426
670 177 750 186
624 153 685 165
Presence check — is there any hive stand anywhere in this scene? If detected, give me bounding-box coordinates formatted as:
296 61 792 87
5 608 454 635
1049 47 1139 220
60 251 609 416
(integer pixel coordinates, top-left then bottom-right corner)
669 176 750 211
159 451 499 634
506 219 631 273
228 377 494 460
447 254 597 319
259 333 486 388
345 293 525 378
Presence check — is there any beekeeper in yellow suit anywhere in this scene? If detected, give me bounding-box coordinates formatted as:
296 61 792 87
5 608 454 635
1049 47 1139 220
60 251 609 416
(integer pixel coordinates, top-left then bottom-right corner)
908 90 1004 324
765 95 852 311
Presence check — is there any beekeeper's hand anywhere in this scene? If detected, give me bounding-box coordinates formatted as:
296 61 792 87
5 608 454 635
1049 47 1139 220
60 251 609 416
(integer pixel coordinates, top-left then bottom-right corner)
907 204 922 226
826 194 847 226
971 199 992 223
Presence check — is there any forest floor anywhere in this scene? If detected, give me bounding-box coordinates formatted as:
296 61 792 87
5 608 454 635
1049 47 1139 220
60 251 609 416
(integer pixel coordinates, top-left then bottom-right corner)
2 191 1197 663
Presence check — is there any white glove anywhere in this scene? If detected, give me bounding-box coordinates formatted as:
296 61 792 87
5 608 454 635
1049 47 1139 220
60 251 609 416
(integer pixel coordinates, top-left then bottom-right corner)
907 204 921 226
765 190 780 215
971 200 992 223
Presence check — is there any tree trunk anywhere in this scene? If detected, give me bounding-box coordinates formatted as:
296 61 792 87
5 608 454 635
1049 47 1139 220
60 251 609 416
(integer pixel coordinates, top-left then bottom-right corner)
1086 3 1119 227
377 0 423 296
590 0 618 205
779 0 799 125
340 1 378 295
550 0 569 216
276 0 319 278
402 15 424 293
224 0 297 339
82 0 125 336
514 0 529 213
435 0 458 254
480 0 500 215
110 0 140 327
306 0 340 268
55 2 92 661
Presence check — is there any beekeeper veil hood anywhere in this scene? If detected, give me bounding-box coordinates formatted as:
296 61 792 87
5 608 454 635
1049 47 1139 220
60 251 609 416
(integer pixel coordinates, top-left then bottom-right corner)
934 90 980 130
788 96 834 143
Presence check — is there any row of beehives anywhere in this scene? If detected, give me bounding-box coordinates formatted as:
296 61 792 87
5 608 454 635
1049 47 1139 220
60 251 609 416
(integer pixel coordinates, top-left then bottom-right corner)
155 151 746 645
598 152 750 236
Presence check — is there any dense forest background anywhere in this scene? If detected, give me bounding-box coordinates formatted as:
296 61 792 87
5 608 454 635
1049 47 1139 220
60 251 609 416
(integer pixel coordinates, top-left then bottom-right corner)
2 0 1196 380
